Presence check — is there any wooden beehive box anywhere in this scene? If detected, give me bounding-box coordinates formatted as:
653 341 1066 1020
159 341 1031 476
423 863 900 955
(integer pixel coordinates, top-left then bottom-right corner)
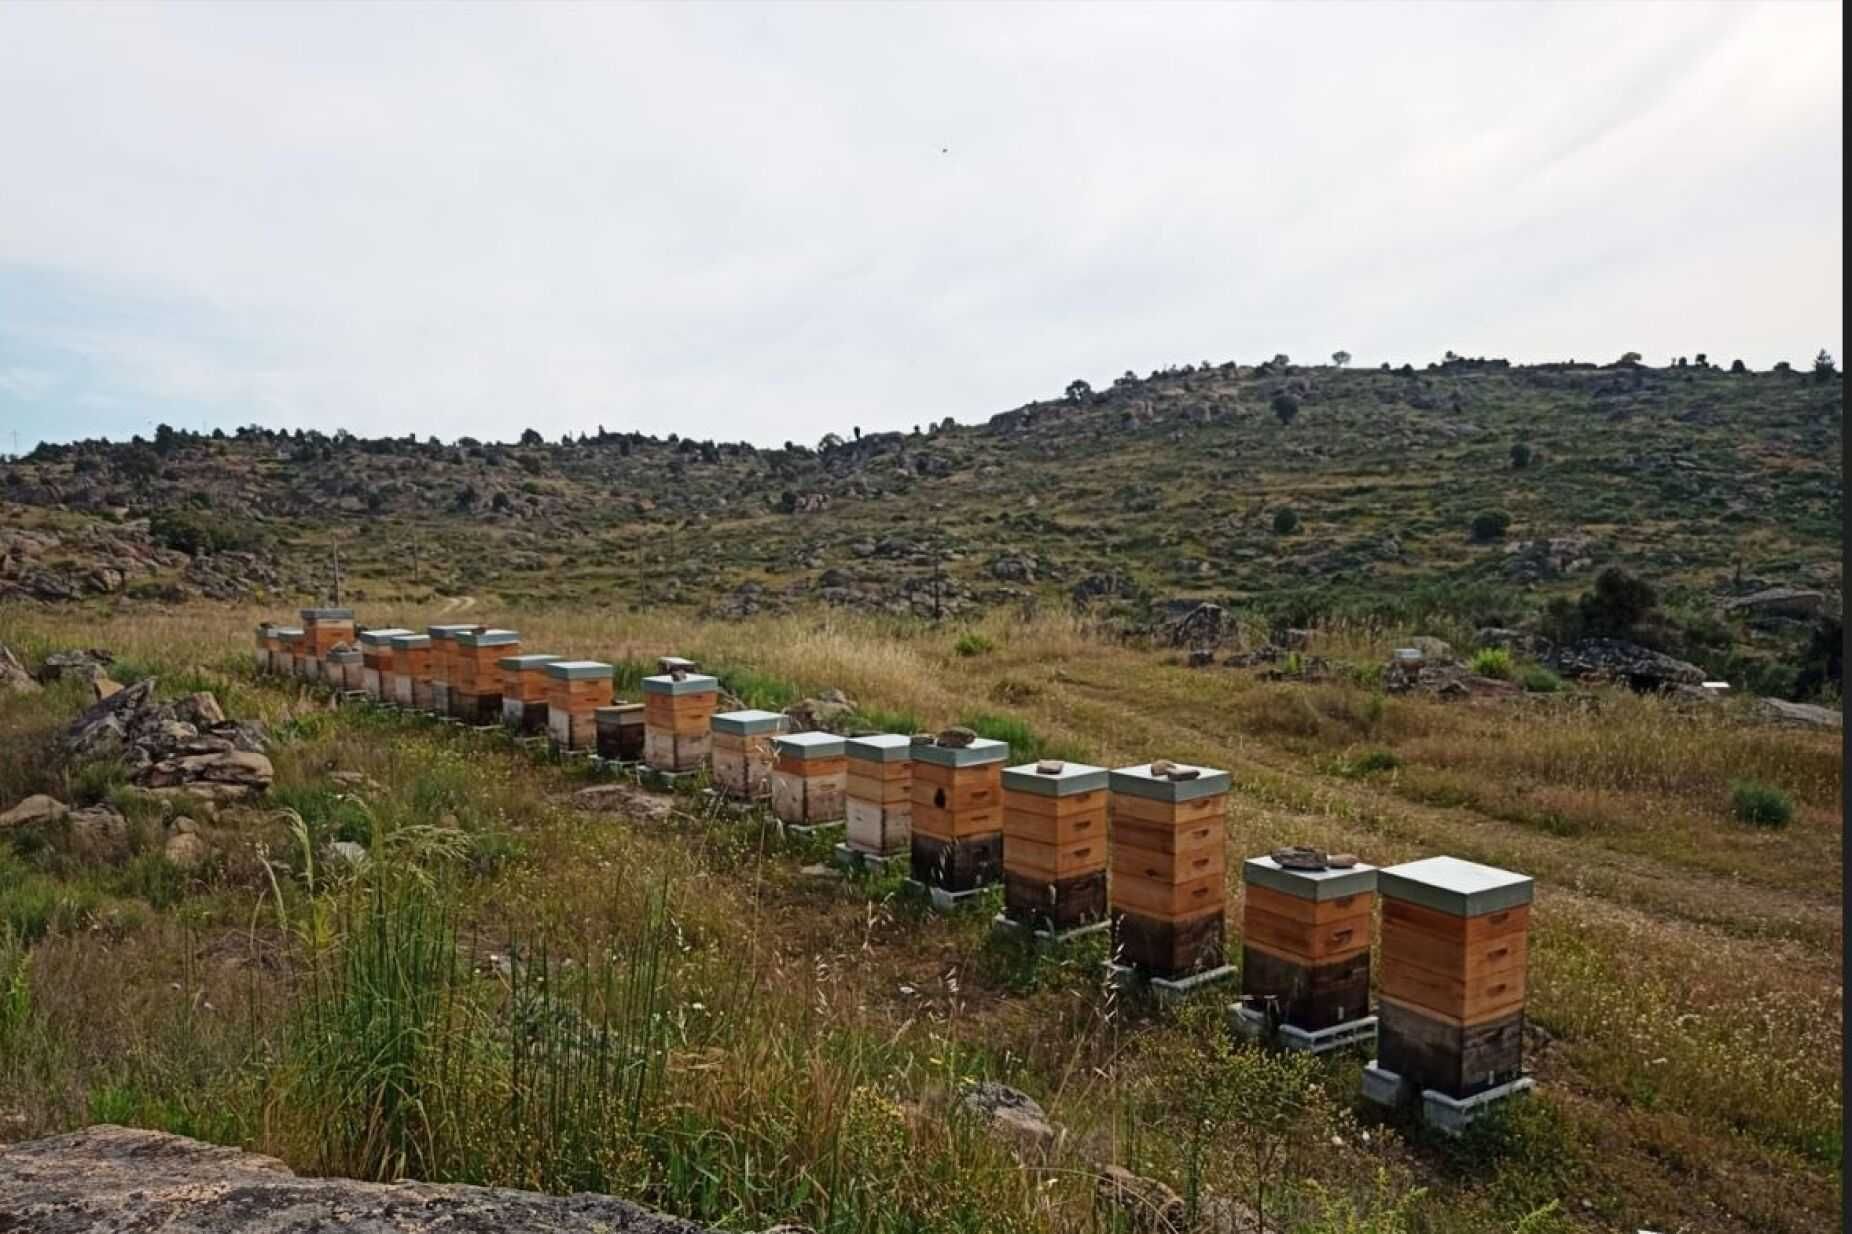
324 647 364 692
498 654 561 733
453 629 520 725
1002 761 1109 931
769 731 846 823
545 661 614 751
389 634 432 709
910 737 1008 892
275 627 305 678
711 709 785 797
1375 856 1532 1100
1108 762 1232 979
300 607 356 669
844 734 913 857
254 623 275 674
595 703 646 761
426 624 484 718
1241 856 1378 1031
641 673 718 772
358 628 413 700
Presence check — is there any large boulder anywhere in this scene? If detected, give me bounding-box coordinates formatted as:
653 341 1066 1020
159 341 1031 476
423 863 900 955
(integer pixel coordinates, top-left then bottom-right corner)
0 793 67 829
1755 698 1842 729
1723 588 1827 620
1545 638 1705 690
0 1124 729 1233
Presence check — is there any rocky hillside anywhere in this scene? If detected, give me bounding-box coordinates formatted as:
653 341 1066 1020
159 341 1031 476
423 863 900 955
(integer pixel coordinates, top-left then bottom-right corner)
2 354 1841 685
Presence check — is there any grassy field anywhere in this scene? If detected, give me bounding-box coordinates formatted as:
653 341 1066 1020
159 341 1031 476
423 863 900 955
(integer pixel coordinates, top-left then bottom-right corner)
0 600 1841 1233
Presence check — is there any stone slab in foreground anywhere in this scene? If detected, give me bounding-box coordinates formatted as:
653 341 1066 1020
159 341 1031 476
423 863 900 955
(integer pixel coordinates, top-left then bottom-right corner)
0 1125 733 1234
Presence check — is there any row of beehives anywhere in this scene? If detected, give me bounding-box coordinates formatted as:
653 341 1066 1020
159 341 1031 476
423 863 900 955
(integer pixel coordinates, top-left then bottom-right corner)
256 611 1534 1123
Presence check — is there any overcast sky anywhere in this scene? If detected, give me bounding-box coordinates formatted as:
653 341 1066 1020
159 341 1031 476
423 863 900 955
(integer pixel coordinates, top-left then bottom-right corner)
0 1 1842 453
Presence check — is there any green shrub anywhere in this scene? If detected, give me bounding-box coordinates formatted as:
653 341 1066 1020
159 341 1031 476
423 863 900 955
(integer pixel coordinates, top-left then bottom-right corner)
1470 648 1514 679
1519 666 1563 693
1470 510 1512 542
1272 508 1300 535
1730 779 1793 827
953 632 994 658
846 705 923 735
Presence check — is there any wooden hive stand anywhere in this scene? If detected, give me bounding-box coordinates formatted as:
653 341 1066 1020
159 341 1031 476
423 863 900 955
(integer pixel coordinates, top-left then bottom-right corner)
1107 762 1235 994
388 634 433 709
426 624 484 719
839 734 913 865
497 654 560 733
545 661 614 752
770 731 847 827
454 629 520 726
998 760 1110 940
908 737 1008 903
641 673 718 773
358 628 413 701
1232 855 1379 1052
1362 856 1535 1134
711 709 786 797
300 608 356 683
595 703 647 762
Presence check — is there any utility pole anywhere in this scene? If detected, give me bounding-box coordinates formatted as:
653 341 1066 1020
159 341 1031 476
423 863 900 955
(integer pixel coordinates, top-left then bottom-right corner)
332 546 343 606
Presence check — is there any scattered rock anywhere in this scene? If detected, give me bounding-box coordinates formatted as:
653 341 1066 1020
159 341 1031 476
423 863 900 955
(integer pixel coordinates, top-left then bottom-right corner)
37 649 115 684
936 725 977 748
0 1124 726 1233
1754 698 1842 729
326 841 370 870
1272 845 1330 870
909 732 936 746
66 806 131 865
0 793 68 829
0 643 40 694
1545 639 1704 690
1035 759 1064 775
959 1082 1058 1156
162 830 211 871
1276 627 1313 650
572 782 674 822
91 677 122 701
63 679 271 799
1165 602 1227 648
1096 1164 1186 1233
1475 627 1552 657
1408 635 1455 662
1723 587 1827 620
784 691 858 733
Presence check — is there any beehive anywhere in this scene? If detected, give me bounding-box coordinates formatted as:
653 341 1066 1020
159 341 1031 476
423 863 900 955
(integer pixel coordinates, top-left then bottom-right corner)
595 703 646 761
1241 856 1378 1031
276 627 305 678
498 654 561 733
358 628 413 700
545 660 613 751
1001 761 1109 931
770 732 847 823
711 709 785 797
301 608 356 680
254 623 275 674
453 629 520 725
1375 857 1532 1100
389 634 433 709
324 646 364 692
844 734 913 857
1108 762 1232 979
910 737 1008 893
426 624 484 717
641 673 719 772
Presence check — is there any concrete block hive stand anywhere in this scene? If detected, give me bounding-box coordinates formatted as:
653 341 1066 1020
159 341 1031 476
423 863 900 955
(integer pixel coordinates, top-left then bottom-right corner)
996 760 1110 942
1231 856 1379 1053
1362 855 1535 1133
1108 762 1235 997
907 737 1008 908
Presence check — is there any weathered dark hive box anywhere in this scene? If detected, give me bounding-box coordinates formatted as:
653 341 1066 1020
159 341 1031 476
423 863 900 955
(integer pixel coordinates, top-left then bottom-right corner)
1375 856 1533 1099
1108 762 1231 979
595 702 646 761
844 734 913 857
453 629 519 724
910 737 1008 892
498 654 561 733
771 731 847 823
641 673 719 772
711 709 785 796
545 661 614 751
1001 761 1109 930
1241 856 1377 1030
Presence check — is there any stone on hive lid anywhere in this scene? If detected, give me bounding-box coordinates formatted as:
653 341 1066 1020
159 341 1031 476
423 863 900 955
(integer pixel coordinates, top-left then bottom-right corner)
846 733 913 762
936 726 978 748
1378 855 1533 917
912 736 1009 768
1002 760 1108 796
775 731 847 759
1244 854 1378 901
658 655 699 674
641 672 719 696
1108 762 1232 802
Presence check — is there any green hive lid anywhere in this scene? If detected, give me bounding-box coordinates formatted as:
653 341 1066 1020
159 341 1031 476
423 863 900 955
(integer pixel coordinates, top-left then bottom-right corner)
712 709 787 736
774 731 846 759
1244 856 1378 901
359 628 414 647
300 607 354 622
846 733 913 763
388 633 430 649
1108 763 1232 803
1002 761 1108 796
641 673 719 696
1378 856 1533 917
457 628 520 647
911 737 1009 768
544 660 612 680
498 653 561 671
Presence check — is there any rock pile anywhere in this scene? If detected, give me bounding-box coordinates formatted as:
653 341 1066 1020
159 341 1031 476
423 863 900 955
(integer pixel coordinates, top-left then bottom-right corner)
65 679 273 802
1544 638 1704 690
